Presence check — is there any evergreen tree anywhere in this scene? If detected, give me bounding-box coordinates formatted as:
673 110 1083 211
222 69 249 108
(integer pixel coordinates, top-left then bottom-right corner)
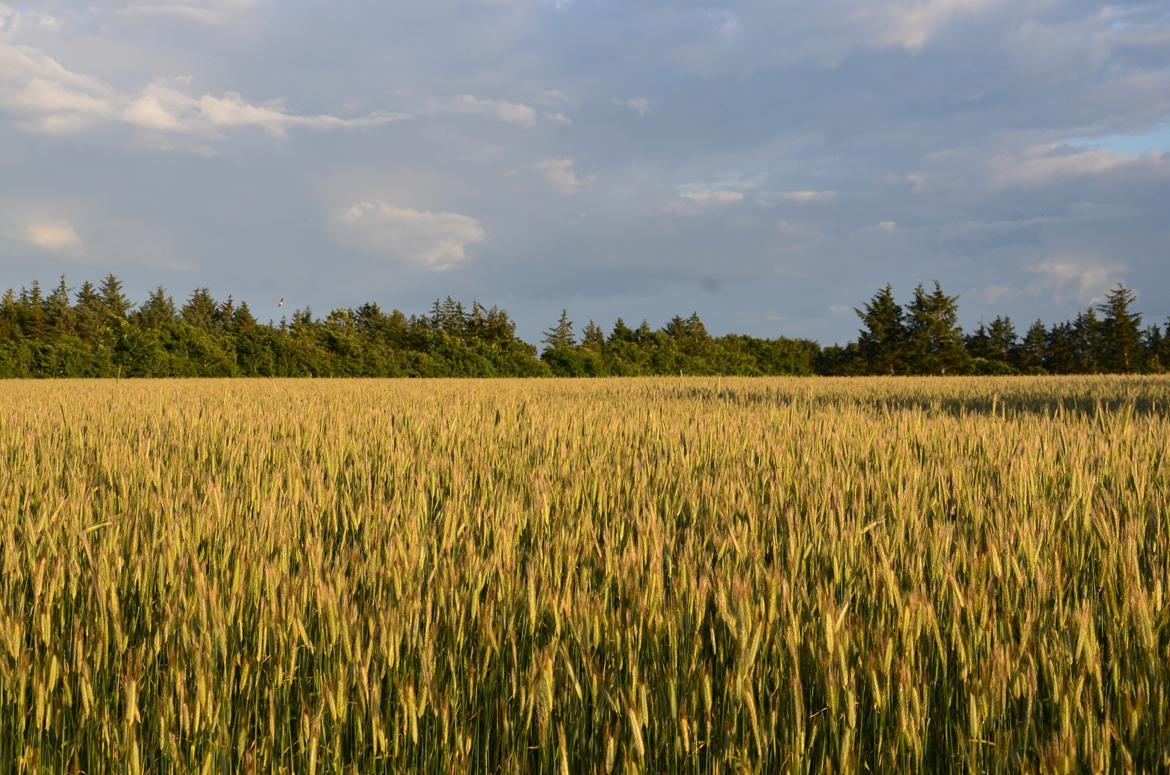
72 281 105 343
0 289 19 342
904 282 969 375
664 315 689 340
966 322 991 360
1071 309 1102 373
290 307 315 332
686 312 708 336
1160 319 1170 371
609 318 635 344
986 316 1017 363
75 281 101 311
18 281 47 339
1097 284 1143 373
99 274 133 319
635 320 653 343
855 285 906 375
1144 325 1164 373
581 320 604 350
542 309 575 351
483 306 517 344
1017 320 1048 372
1045 322 1078 374
46 276 74 334
182 288 219 330
136 287 177 329
540 310 580 375
0 272 1164 379
233 301 258 329
430 296 467 335
215 296 237 329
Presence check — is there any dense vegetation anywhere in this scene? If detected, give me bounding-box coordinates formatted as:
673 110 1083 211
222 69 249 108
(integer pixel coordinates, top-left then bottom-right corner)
0 275 1167 377
1 377 1167 772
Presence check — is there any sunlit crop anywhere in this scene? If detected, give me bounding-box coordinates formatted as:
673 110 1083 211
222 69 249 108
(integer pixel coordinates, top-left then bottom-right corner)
1 377 1167 772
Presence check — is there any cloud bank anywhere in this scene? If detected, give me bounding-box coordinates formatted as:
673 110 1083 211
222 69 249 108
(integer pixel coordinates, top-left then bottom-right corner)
0 0 1167 343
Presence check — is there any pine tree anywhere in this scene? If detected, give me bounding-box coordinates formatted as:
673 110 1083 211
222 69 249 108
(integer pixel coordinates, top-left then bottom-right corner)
0 289 19 342
137 287 177 328
966 321 991 360
72 281 104 342
1017 320 1048 372
664 315 689 340
480 306 515 344
75 281 101 311
609 318 635 344
215 296 237 329
46 276 74 334
1045 322 1078 374
181 288 219 330
581 320 604 350
1161 318 1170 370
291 307 315 331
686 312 709 340
233 301 258 329
18 281 47 339
904 282 969 375
1071 309 1102 373
986 316 1017 363
1144 325 1164 373
99 274 133 319
1097 284 1143 373
430 296 467 335
856 285 907 375
635 320 653 343
542 309 575 351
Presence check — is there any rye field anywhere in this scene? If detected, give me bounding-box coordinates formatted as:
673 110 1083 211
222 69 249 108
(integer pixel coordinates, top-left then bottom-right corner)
1 377 1168 773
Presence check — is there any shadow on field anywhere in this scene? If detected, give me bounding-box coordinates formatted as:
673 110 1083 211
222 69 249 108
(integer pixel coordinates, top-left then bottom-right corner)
668 385 1170 419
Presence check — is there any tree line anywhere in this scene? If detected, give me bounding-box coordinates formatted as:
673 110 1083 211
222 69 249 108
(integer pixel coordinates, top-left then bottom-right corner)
819 282 1166 376
0 275 1165 378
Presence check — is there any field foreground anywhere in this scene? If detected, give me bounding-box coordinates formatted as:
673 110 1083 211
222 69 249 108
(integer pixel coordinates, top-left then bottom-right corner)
1 377 1168 773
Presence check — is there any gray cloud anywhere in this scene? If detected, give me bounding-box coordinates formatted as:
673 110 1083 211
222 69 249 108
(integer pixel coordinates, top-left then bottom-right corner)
1 0 1168 343
333 201 488 272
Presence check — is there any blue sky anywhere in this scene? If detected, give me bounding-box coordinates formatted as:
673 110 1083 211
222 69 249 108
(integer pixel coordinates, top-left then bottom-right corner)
1 0 1168 344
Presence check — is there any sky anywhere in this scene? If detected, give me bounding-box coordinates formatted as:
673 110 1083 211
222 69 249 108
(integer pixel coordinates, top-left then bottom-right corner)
0 0 1168 345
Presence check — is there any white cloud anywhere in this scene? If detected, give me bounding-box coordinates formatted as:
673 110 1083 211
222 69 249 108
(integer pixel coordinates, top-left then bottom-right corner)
24 220 83 252
111 0 262 25
624 97 652 116
333 201 487 271
878 220 898 231
662 181 750 215
0 43 406 140
536 158 597 194
858 0 1006 52
536 89 574 107
0 214 84 254
0 203 197 269
0 44 118 133
1027 259 1126 303
782 190 835 203
681 188 744 205
125 83 408 139
439 95 537 126
976 253 1130 305
0 4 62 36
904 173 930 193
993 143 1170 187
0 42 544 149
973 284 1016 304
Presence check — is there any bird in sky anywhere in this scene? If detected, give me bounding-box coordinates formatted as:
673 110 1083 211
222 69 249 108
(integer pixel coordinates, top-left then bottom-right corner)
277 298 285 308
